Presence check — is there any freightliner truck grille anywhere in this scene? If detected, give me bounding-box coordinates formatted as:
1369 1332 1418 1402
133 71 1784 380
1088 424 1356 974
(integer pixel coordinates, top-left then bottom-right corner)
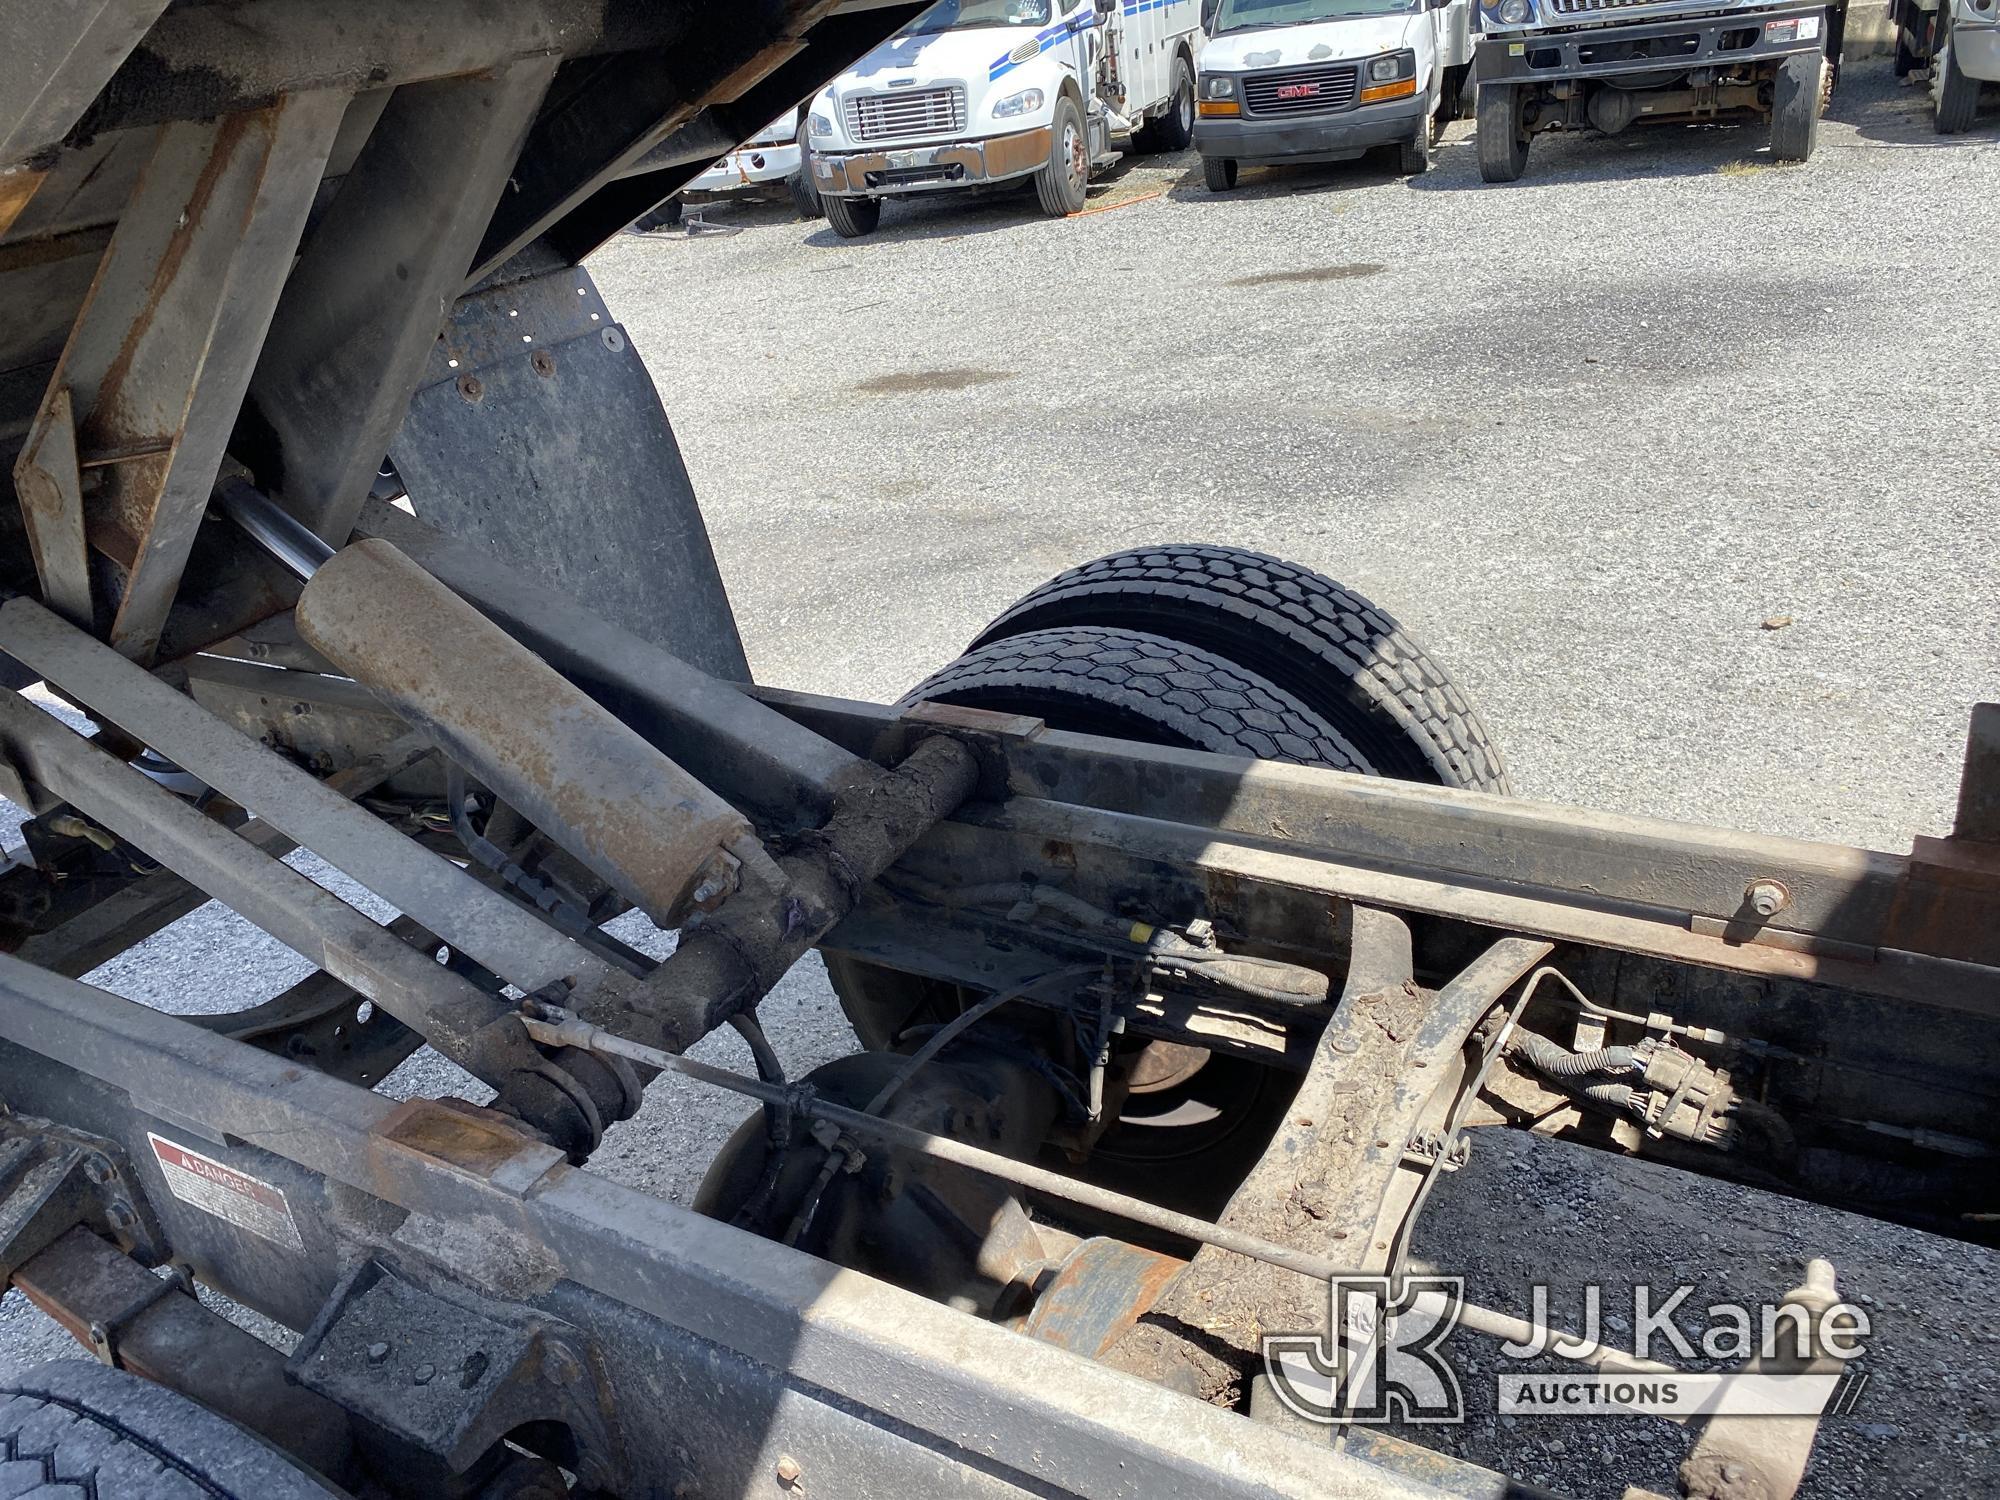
844 86 969 141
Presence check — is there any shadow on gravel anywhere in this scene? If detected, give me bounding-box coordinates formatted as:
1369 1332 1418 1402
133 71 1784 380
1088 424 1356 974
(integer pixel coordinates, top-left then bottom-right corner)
799 153 1156 248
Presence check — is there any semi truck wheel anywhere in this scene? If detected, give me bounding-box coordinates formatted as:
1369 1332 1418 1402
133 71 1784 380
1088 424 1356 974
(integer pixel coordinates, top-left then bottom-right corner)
0 1361 346 1499
970 544 1509 791
822 193 881 238
790 122 825 218
1769 51 1824 160
1935 28 1983 133
1475 81 1530 181
1036 95 1092 215
1201 155 1238 191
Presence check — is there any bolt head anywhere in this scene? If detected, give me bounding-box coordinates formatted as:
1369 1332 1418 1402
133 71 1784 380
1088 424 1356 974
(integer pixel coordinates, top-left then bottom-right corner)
775 1454 803 1487
366 1341 391 1365
1746 879 1791 918
413 1362 436 1385
82 1154 114 1185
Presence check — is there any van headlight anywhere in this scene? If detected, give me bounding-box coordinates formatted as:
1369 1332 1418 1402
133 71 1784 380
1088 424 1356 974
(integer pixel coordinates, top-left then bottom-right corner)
993 87 1045 118
1368 51 1416 82
1202 74 1237 98
808 111 835 138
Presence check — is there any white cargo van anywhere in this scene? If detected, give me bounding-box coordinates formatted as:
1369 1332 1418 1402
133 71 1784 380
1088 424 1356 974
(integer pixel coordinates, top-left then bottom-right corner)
805 0 1203 237
1193 0 1475 186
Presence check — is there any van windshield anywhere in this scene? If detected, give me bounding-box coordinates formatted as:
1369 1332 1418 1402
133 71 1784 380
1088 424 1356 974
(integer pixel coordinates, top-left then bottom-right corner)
906 0 1056 32
1212 0 1416 30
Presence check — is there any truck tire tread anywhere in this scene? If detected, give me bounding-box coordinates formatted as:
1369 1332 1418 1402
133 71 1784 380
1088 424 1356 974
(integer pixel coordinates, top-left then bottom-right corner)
971 544 1509 791
1769 50 1823 160
822 193 880 238
0 1363 342 1500
1936 32 1982 132
907 626 1373 772
1475 82 1529 182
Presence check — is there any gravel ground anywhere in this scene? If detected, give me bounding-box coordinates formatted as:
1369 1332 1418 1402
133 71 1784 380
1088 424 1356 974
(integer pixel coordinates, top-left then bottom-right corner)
4 59 1998 1500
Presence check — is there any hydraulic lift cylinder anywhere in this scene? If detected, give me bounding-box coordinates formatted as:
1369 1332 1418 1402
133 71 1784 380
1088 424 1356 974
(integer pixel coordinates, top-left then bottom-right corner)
296 538 761 927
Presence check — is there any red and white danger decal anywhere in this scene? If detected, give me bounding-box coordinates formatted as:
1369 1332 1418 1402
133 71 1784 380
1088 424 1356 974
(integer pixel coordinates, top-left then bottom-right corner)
147 1133 304 1251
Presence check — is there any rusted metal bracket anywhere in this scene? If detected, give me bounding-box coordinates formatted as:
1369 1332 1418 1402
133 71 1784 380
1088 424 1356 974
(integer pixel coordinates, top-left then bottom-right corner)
289 1256 626 1494
19 91 346 661
0 1118 162 1287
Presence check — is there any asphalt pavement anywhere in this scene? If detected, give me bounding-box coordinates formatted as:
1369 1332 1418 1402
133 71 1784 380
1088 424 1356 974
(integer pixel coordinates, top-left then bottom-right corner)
3 59 1996 1500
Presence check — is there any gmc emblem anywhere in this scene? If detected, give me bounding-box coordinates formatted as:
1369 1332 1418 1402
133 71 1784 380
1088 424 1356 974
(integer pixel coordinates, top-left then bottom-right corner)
1276 82 1321 99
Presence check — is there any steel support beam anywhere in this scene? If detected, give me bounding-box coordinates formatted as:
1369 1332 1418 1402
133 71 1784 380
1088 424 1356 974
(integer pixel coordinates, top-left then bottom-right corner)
0 687 528 1078
22 92 347 660
0 0 170 167
0 599 635 1008
356 498 872 829
0 959 1468 1500
251 61 557 544
759 688 2000 1012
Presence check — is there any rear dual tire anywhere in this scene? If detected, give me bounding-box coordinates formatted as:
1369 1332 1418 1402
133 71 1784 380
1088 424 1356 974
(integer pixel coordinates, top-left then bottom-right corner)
826 546 1509 1208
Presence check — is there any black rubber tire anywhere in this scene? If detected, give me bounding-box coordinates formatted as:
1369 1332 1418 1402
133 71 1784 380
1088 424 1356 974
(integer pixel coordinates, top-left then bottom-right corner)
634 197 681 231
1936 27 1983 133
1201 154 1238 191
822 192 881 238
971 544 1510 791
790 123 825 218
0 1361 345 1499
1398 116 1433 175
1036 95 1092 216
907 626 1371 768
1770 51 1824 160
825 624 1369 1055
1476 81 1530 182
1145 55 1196 152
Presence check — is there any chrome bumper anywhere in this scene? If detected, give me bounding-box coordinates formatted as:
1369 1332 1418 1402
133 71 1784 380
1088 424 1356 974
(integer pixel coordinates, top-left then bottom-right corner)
811 125 1053 197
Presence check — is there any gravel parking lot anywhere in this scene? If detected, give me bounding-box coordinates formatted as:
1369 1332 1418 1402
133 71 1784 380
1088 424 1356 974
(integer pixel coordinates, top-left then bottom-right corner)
4 59 1997 1500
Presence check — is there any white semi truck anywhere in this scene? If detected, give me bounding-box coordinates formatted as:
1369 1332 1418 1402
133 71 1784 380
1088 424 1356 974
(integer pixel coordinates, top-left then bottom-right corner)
805 0 1203 237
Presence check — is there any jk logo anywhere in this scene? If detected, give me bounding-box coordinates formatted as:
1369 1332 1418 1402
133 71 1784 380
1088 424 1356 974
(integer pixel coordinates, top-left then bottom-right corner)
1262 1276 1466 1425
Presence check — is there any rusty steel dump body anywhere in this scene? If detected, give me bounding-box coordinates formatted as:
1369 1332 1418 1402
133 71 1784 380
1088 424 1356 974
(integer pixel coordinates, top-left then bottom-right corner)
0 7 1995 1500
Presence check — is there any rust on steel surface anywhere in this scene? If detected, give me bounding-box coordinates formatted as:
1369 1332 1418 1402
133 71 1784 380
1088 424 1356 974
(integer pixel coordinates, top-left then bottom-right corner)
1017 1238 1187 1360
11 385 92 625
295 538 763 926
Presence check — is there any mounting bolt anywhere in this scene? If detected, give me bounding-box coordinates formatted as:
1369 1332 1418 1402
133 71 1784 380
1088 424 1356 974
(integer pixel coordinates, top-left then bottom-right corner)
1745 879 1791 919
366 1341 391 1365
413 1362 436 1385
1330 1033 1359 1055
1721 1461 1747 1484
104 1202 136 1233
775 1454 803 1488
82 1154 114 1186
457 373 484 403
530 349 556 378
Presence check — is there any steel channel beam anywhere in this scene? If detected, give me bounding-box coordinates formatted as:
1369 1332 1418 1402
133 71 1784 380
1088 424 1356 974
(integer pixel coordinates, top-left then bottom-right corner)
758 688 2000 1012
0 689 525 1075
250 61 558 545
0 599 635 1006
0 957 1470 1500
